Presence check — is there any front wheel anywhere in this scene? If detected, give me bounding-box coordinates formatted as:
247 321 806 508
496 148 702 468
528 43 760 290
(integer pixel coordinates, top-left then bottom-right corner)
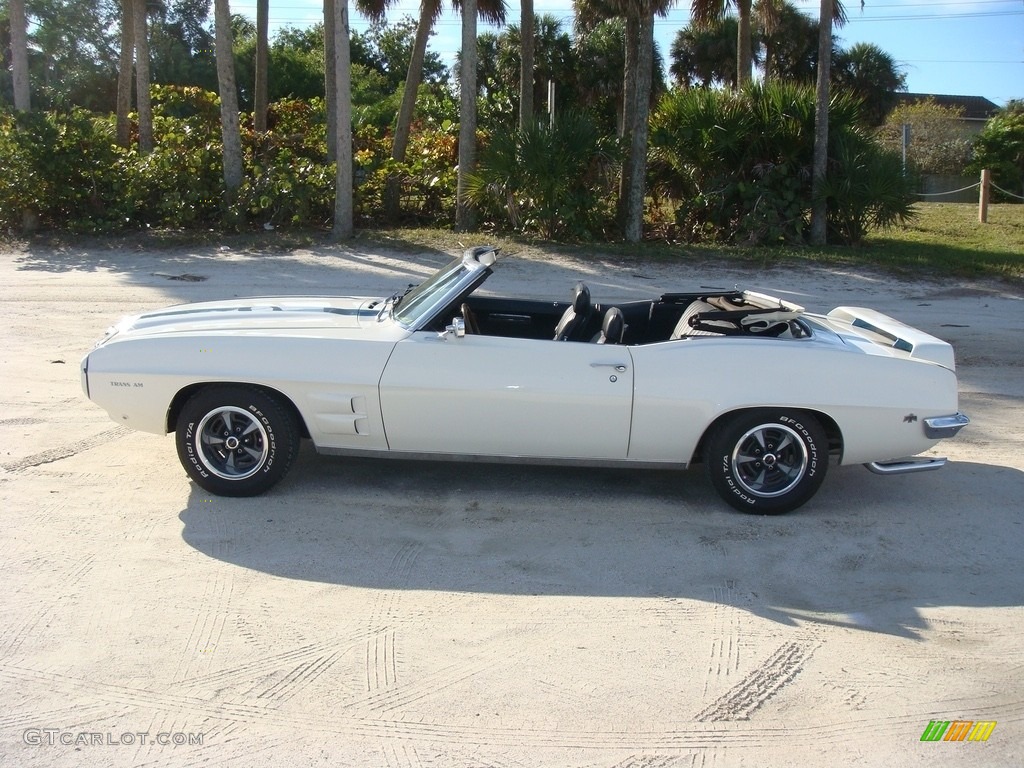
175 385 300 497
705 410 828 515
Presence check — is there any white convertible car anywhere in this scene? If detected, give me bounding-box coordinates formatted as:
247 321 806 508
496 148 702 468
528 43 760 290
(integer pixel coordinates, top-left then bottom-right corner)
82 246 968 514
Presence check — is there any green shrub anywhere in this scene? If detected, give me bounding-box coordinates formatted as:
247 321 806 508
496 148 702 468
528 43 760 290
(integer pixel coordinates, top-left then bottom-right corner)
823 130 916 244
241 99 334 226
0 112 46 229
650 83 914 245
356 121 460 225
969 101 1024 203
466 112 617 239
0 108 132 232
124 87 225 227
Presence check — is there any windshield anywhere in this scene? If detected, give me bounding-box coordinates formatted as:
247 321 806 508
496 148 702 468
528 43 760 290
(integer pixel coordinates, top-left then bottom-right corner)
391 257 470 329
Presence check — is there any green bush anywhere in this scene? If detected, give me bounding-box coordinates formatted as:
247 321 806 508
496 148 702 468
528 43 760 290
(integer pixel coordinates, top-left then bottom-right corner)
969 100 1024 203
650 83 914 245
877 99 974 177
241 99 334 226
124 86 225 227
0 112 46 229
466 112 617 239
823 130 915 244
0 108 132 232
355 120 460 225
1 88 342 233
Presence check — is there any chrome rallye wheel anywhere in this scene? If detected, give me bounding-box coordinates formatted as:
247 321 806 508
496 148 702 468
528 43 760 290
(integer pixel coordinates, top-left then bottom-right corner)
705 410 828 514
176 385 299 496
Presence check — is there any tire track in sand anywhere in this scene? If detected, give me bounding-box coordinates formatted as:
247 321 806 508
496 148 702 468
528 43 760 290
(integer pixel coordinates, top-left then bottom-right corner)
695 640 817 722
1 426 131 472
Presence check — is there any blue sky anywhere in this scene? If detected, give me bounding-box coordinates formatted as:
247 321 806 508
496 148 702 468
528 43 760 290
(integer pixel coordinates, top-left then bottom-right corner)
231 0 1023 107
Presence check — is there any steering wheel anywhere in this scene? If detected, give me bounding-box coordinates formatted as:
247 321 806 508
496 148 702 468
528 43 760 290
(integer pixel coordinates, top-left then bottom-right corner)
460 303 480 335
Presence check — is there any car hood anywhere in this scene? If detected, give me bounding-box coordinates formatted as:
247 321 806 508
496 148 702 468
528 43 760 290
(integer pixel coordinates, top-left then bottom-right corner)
106 296 383 339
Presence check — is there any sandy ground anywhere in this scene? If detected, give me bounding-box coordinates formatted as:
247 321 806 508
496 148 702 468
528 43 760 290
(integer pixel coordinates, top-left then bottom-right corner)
1 237 1022 767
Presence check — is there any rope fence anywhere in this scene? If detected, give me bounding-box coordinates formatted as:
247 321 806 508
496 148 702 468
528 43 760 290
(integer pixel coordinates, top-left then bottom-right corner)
915 182 981 198
992 183 1024 202
910 171 1021 222
916 181 1024 202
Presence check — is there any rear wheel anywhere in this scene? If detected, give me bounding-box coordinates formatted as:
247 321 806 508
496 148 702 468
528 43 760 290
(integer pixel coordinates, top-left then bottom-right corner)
705 410 828 515
175 385 299 496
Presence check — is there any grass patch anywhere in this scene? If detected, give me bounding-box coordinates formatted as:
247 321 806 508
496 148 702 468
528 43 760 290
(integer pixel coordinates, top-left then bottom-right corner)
360 204 1024 282
855 203 1024 280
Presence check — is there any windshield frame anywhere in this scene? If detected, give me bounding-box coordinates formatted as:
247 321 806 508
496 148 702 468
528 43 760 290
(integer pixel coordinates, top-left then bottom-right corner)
389 248 496 331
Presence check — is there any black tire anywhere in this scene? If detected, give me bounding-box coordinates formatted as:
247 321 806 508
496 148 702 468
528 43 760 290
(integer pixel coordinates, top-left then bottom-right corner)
175 385 300 497
705 410 828 515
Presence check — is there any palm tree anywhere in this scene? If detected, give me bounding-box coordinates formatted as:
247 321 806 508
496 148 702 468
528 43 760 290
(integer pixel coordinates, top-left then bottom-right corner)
324 0 338 162
355 0 506 220
669 16 739 88
520 0 534 130
116 0 134 146
331 0 354 238
254 0 269 131
690 0 753 87
691 0 841 88
573 19 627 134
134 0 154 152
833 42 905 126
810 0 847 244
9 0 31 111
456 0 478 231
213 0 244 204
758 1 818 83
8 0 32 232
479 16 574 123
576 0 670 242
620 3 661 242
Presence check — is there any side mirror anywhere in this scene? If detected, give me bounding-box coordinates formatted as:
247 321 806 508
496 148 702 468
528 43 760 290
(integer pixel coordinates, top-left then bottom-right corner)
441 316 466 339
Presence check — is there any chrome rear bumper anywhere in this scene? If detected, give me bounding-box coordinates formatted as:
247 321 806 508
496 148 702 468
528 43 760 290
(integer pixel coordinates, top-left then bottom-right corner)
865 457 947 475
924 412 970 439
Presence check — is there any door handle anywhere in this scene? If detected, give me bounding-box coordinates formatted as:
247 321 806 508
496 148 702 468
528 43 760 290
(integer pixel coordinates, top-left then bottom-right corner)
590 362 628 372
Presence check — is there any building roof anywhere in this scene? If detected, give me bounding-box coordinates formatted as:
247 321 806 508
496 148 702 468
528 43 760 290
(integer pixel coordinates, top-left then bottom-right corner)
893 93 1001 120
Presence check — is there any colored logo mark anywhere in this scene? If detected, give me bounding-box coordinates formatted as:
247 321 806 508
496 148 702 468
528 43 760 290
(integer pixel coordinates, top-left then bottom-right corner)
920 720 996 742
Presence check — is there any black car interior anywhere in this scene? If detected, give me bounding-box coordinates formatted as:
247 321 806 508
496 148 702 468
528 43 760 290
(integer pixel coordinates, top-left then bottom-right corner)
431 281 809 344
552 282 593 341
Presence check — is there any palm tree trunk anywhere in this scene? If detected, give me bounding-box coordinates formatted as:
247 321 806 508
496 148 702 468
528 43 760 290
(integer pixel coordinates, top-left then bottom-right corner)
324 0 338 163
385 0 434 220
332 0 354 239
617 13 640 228
255 0 269 132
519 0 534 131
810 0 832 245
116 0 134 147
10 0 34 232
214 0 244 203
736 0 752 87
133 0 153 153
10 0 31 111
456 0 478 232
623 9 654 243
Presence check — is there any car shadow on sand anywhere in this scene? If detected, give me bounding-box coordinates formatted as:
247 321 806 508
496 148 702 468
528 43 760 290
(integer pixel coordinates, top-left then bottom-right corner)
179 450 1024 640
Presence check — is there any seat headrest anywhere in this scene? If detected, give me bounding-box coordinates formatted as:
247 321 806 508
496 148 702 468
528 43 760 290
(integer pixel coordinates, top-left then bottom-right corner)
572 282 591 313
601 307 624 344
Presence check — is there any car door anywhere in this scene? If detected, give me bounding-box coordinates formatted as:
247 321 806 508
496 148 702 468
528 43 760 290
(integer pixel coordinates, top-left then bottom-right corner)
378 331 634 459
